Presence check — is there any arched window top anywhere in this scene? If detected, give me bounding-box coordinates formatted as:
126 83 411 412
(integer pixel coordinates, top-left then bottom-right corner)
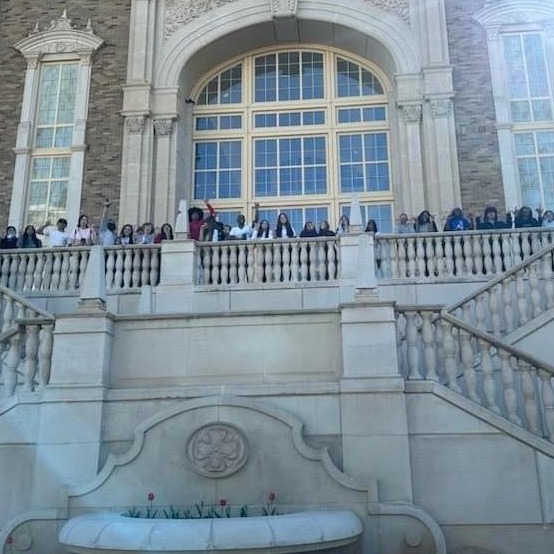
195 49 386 106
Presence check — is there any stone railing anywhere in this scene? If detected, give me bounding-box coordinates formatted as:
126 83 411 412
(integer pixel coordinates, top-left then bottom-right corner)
196 237 339 286
396 306 554 442
448 241 554 337
0 285 55 397
376 228 554 280
0 245 161 293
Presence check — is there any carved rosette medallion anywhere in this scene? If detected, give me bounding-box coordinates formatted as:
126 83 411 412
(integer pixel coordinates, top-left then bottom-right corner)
363 0 409 23
186 423 248 478
165 0 239 37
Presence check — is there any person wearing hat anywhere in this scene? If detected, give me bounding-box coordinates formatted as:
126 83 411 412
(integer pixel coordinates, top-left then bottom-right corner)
189 199 215 240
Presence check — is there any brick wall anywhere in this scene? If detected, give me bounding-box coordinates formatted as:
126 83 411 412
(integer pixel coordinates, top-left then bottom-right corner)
0 0 131 230
445 0 507 219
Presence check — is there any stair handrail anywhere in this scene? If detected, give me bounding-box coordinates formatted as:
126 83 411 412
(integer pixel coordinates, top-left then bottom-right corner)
0 283 55 320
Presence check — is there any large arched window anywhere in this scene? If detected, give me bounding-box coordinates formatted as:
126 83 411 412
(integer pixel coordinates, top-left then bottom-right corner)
191 48 393 232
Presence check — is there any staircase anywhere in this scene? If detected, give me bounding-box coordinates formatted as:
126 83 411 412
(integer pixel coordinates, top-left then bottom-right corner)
396 241 554 446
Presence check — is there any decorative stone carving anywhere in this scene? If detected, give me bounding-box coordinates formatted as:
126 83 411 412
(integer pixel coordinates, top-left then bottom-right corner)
186 423 248 478
269 0 298 19
125 116 147 134
429 98 452 118
14 10 103 59
399 103 422 123
154 119 175 136
363 0 409 23
165 0 238 37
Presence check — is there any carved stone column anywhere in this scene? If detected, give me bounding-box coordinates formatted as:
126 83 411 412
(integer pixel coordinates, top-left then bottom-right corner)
153 118 176 225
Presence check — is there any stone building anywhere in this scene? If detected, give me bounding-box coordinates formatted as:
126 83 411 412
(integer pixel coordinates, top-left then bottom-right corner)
1 1 554 553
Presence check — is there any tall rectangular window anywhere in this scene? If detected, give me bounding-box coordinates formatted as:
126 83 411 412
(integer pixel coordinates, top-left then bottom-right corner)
194 141 242 199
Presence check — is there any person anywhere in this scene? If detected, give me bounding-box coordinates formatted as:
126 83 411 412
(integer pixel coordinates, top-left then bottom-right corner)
475 206 511 230
117 224 135 245
395 213 415 234
0 226 18 249
336 215 350 235
18 225 42 248
70 214 96 245
155 223 174 242
98 199 117 246
138 222 156 244
37 218 70 247
443 208 472 231
414 210 438 233
251 219 273 239
300 221 318 238
201 216 224 241
364 219 378 233
221 224 233 240
230 214 253 240
275 213 295 238
318 220 335 237
189 199 215 241
541 210 554 228
514 206 540 228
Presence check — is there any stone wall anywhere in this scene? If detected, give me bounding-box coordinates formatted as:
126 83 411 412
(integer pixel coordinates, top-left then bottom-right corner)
445 0 506 218
0 0 131 230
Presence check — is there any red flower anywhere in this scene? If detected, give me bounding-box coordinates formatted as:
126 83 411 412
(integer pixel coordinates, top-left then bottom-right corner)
147 492 155 502
268 492 276 502
219 498 227 507
5 536 13 545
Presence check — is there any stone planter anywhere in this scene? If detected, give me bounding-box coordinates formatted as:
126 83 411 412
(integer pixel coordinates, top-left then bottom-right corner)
59 510 363 553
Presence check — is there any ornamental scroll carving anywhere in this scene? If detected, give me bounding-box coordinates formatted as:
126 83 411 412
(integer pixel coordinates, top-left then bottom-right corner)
186 423 248 478
165 0 239 37
363 0 409 23
154 118 175 135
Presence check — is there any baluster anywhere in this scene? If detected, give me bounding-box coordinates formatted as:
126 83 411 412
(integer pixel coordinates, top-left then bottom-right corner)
17 253 27 291
141 248 151 286
499 351 521 424
472 234 482 275
229 245 239 284
405 311 421 380
521 232 532 261
3 335 21 397
502 276 516 333
441 320 461 392
543 252 554 310
266 241 280 283
381 239 392 278
529 261 543 318
309 241 318 281
515 271 529 325
460 302 473 327
397 237 407 277
114 250 124 288
415 237 426 277
220 245 229 285
42 251 53 290
425 236 436 277
38 324 54 389
121 249 132 288
246 243 255 283
34 252 44 290
489 284 502 336
538 369 554 441
300 242 309 282
132 248 142 287
530 232 541 254
444 237 454 276
68 251 80 290
328 241 337 280
478 338 500 414
493 234 505 273
210 246 220 285
463 234 474 275
453 236 464 275
60 251 71 290
421 311 439 381
2 295 14 332
282 242 292 282
434 236 445 277
406 238 416 277
79 249 89 286
8 255 19 289
150 248 160 286
24 253 36 290
255 243 266 283
482 234 493 274
0 255 9 286
105 250 115 288
475 293 487 331
459 328 479 403
23 324 39 392
51 251 62 290
518 360 540 434
318 241 326 281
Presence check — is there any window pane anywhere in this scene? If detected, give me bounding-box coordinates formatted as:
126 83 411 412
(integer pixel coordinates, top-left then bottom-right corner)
255 54 277 102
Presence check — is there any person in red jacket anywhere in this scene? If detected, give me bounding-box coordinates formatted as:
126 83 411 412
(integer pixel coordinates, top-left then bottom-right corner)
188 199 215 241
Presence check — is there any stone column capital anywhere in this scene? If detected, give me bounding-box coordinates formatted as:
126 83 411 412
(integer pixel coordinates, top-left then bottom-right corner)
153 118 175 136
125 115 147 134
398 103 422 123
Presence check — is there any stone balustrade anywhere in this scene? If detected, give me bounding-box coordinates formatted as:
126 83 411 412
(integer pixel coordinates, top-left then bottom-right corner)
377 228 554 279
195 237 339 286
448 241 554 337
396 306 554 442
0 285 55 397
0 245 161 293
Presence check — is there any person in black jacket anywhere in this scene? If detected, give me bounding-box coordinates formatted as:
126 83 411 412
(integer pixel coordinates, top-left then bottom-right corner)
18 225 42 248
514 206 540 228
476 206 511 230
0 226 18 249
